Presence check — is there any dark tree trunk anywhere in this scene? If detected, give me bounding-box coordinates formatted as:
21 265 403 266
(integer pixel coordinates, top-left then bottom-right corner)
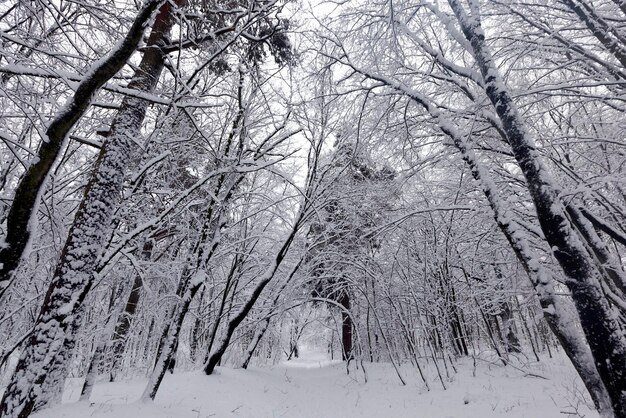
203 234 302 376
241 262 302 369
339 293 353 361
450 318 469 356
345 54 613 413
449 120 611 413
205 257 241 356
189 288 206 363
448 0 624 413
144 124 252 399
0 0 165 298
80 342 105 401
562 0 626 69
0 2 181 416
241 318 270 369
107 240 153 381
448 282 469 356
357 60 613 412
142 269 204 400
499 302 521 354
579 207 626 247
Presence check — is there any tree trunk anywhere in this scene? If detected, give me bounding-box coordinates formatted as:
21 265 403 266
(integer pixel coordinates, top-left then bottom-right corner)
0 2 182 416
143 151 248 399
355 59 614 413
241 263 302 369
241 318 270 369
0 0 164 298
107 240 153 381
142 269 204 400
203 236 303 376
499 302 521 354
80 342 105 402
448 0 623 414
339 293 353 361
448 281 469 356
562 0 626 69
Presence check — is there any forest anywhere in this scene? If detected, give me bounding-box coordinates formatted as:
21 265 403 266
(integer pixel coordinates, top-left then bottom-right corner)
1 0 626 417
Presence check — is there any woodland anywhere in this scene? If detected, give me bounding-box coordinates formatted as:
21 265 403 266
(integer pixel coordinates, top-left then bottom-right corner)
1 0 626 417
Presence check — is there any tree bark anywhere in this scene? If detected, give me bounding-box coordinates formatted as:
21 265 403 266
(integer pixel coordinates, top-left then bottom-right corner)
339 293 353 361
344 57 613 414
79 342 105 401
579 207 626 248
499 302 521 354
241 261 302 369
142 268 204 400
143 162 243 400
241 318 270 369
561 0 626 69
0 2 183 416
448 0 624 414
0 0 165 298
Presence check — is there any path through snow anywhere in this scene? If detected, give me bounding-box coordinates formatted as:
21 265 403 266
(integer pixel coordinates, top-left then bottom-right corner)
31 349 598 417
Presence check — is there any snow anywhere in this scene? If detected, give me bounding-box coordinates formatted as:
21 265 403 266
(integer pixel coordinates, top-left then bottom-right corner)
29 349 599 418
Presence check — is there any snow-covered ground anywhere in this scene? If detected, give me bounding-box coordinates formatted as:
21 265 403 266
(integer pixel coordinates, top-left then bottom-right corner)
30 349 598 418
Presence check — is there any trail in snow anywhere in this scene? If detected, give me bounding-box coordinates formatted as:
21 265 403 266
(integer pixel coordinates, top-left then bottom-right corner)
31 349 598 418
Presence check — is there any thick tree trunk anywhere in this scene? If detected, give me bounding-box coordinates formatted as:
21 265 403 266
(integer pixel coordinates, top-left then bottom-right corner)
565 205 626 307
339 293 353 361
562 0 626 69
354 60 613 413
448 0 624 414
0 0 164 298
454 130 612 415
0 2 182 416
424 80 612 414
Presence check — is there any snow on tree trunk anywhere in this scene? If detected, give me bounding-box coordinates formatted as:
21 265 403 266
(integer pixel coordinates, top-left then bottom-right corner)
0 2 183 416
448 0 625 414
561 0 626 69
241 260 302 369
0 0 164 298
450 118 612 416
143 172 241 400
241 318 270 369
80 341 105 402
